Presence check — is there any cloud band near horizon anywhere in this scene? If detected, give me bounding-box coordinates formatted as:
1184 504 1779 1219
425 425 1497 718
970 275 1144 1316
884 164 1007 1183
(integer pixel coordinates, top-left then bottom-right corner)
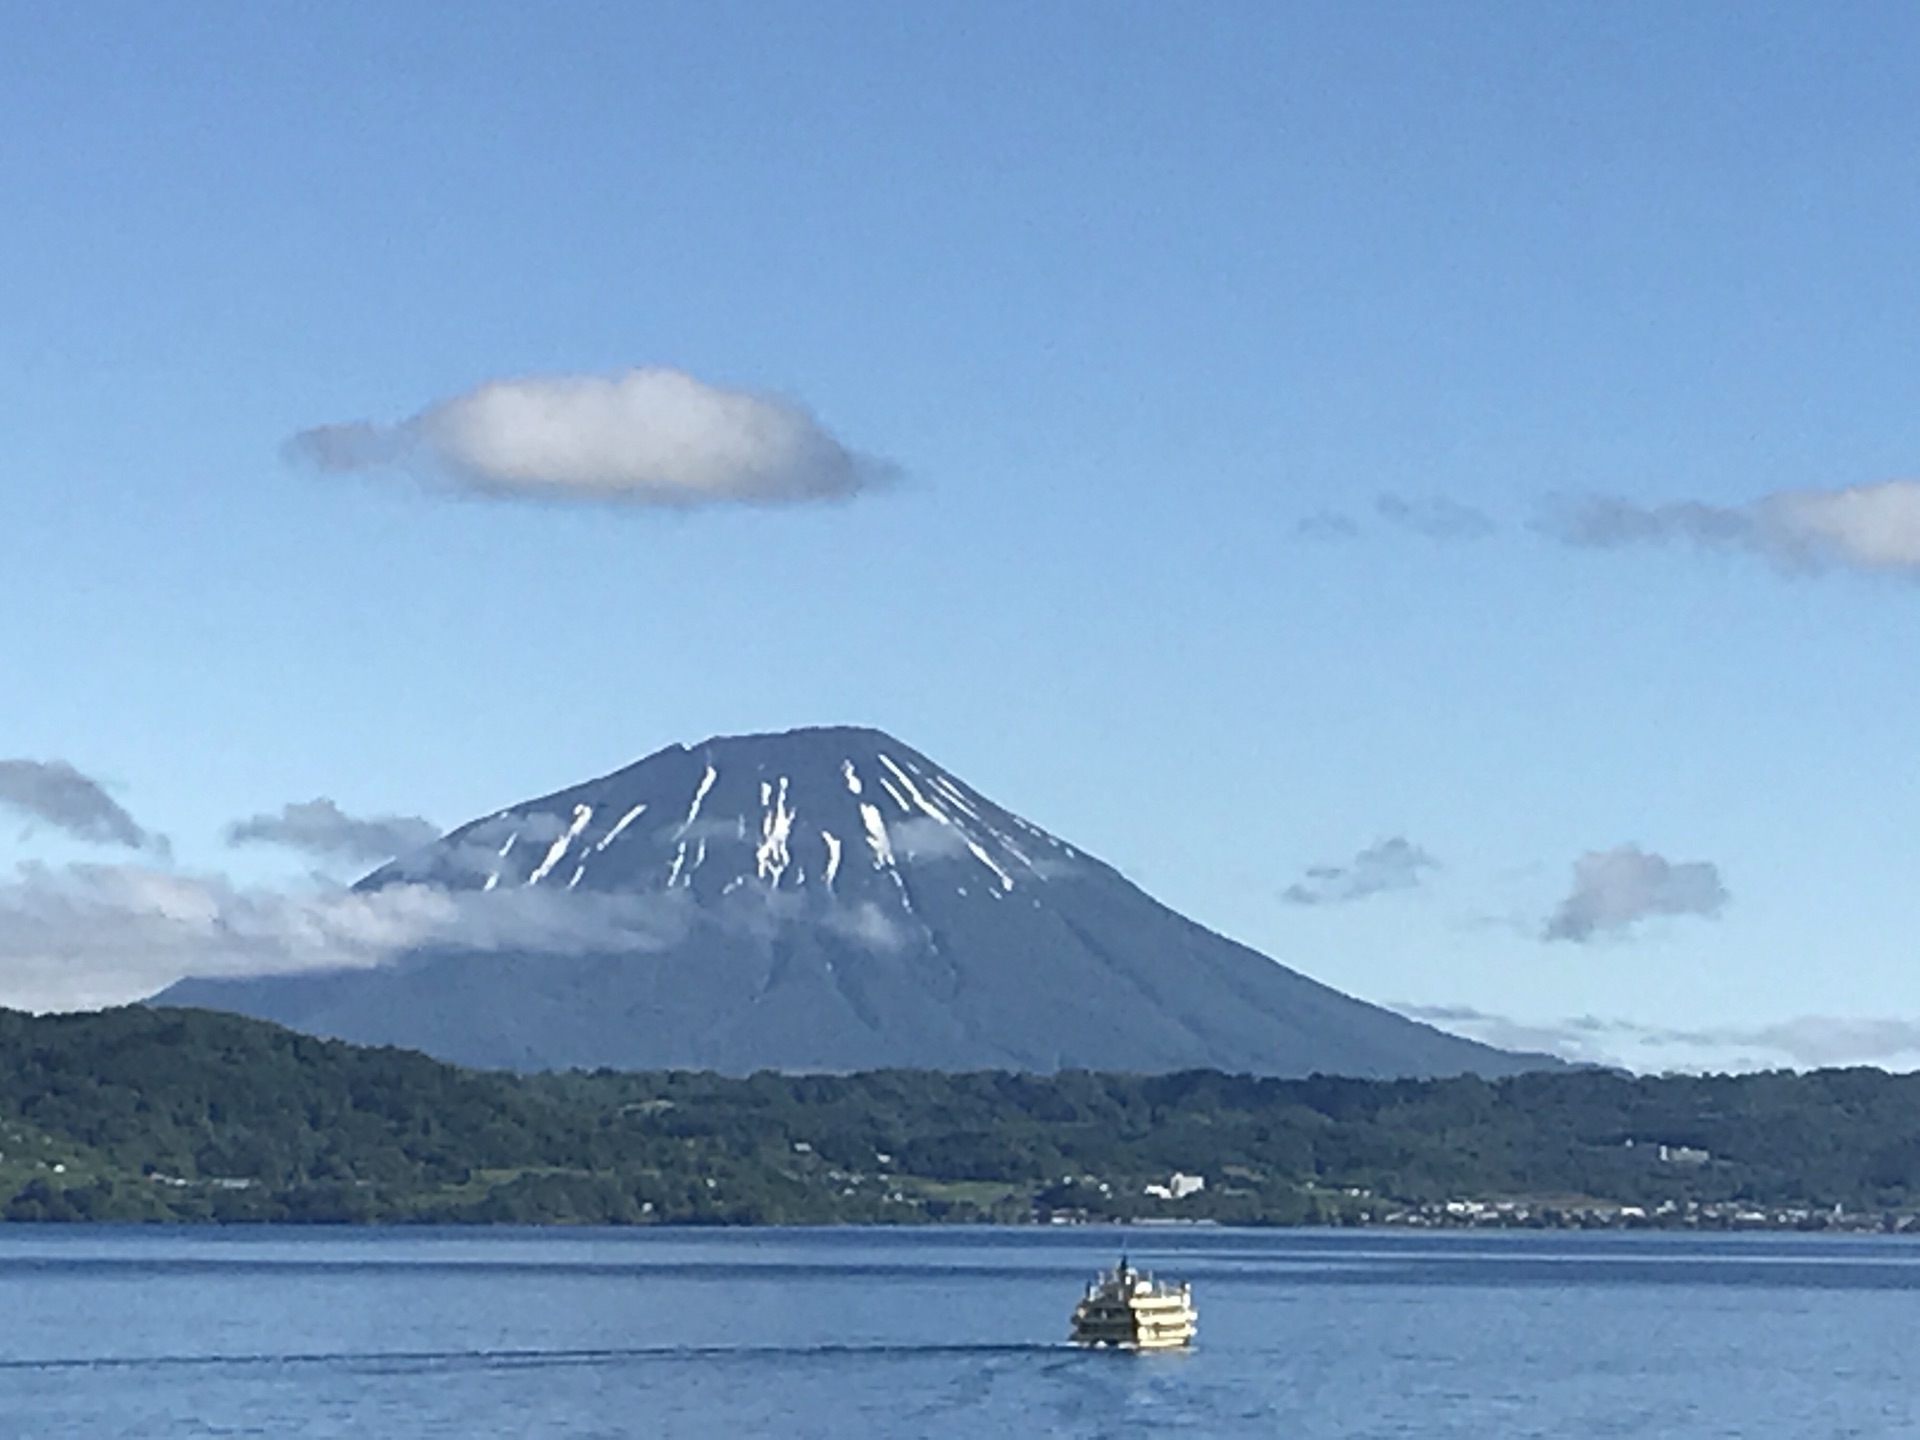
1401 1002 1920 1073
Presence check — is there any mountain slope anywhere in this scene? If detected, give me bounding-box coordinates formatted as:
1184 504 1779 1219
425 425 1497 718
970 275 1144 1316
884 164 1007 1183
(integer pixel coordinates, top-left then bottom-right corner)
159 726 1552 1078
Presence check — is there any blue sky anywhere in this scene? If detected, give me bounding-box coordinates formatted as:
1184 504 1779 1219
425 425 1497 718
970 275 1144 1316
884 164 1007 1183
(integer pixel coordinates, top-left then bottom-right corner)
6 2 1920 1069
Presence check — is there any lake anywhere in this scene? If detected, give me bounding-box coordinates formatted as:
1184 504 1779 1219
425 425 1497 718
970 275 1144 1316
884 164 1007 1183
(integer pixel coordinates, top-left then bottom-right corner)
1 1226 1916 1437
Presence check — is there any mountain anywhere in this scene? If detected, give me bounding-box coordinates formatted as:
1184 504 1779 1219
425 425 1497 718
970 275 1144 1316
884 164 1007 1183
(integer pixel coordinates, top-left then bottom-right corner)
158 726 1553 1078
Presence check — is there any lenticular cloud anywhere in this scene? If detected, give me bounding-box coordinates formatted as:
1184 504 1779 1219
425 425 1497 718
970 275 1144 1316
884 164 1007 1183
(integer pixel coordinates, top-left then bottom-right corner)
288 367 897 508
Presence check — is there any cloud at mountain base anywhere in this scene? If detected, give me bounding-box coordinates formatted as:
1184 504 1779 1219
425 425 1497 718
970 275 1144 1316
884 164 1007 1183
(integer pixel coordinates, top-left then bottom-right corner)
0 854 927 1013
0 862 707 1012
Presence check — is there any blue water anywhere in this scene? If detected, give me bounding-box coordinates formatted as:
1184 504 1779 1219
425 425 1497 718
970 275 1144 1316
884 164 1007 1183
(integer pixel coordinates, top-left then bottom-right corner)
1 1227 1917 1437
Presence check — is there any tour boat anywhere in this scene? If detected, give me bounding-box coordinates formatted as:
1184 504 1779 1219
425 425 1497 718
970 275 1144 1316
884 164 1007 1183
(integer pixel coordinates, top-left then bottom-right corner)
1069 1256 1197 1350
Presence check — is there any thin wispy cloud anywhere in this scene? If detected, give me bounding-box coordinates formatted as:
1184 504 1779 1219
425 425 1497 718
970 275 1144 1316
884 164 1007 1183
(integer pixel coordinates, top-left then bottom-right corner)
1293 496 1495 543
1376 493 1497 540
1295 510 1361 541
0 759 161 852
1544 845 1727 943
1540 478 1920 576
287 367 899 508
226 798 440 865
1401 1003 1920 1074
1284 836 1438 906
1294 475 1920 580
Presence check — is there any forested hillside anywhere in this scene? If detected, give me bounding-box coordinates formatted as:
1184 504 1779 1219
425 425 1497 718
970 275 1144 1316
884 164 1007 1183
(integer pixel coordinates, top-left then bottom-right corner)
4 1007 1920 1226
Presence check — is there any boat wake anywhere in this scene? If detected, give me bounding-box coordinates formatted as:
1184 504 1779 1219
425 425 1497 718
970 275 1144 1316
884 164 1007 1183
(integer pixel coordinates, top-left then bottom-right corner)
0 1341 1074 1376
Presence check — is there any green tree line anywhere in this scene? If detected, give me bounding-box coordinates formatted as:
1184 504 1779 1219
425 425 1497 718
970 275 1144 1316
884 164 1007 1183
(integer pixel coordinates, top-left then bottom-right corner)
4 1007 1920 1225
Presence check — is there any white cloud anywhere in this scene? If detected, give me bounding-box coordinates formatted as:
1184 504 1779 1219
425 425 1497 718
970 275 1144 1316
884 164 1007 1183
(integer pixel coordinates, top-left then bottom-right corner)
1544 845 1727 942
1763 481 1920 570
287 367 897 507
1543 478 1920 575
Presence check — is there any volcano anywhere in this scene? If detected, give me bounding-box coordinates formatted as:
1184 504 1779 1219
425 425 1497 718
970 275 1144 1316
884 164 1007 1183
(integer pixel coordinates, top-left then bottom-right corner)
159 726 1549 1078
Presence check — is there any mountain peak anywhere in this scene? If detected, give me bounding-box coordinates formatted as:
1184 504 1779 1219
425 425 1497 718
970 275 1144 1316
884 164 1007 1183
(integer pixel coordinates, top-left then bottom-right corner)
365 726 1076 913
